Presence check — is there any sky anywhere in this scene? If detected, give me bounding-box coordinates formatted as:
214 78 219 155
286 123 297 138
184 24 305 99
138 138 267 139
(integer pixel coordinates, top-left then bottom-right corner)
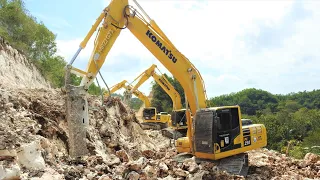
24 0 320 98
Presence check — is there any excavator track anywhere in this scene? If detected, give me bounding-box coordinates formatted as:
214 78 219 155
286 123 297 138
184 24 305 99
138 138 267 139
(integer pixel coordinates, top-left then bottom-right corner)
174 153 249 177
141 122 166 130
216 153 249 176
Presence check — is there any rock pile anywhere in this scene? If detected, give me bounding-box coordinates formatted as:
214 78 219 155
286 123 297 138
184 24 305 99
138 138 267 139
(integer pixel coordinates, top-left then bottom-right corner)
247 149 320 179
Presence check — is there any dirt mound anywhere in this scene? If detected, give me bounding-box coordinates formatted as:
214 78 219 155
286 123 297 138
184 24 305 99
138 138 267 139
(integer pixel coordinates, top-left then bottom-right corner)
247 149 320 179
0 87 319 179
0 88 174 179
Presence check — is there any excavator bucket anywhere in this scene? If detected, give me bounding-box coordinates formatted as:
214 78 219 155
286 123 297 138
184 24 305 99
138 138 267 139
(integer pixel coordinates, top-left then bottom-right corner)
64 66 89 158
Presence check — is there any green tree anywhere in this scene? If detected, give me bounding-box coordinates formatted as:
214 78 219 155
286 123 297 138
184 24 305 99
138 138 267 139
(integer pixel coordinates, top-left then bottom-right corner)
210 88 279 115
40 55 66 87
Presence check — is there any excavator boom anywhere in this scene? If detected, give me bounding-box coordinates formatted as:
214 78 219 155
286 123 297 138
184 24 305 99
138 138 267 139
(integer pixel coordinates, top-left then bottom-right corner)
130 64 182 110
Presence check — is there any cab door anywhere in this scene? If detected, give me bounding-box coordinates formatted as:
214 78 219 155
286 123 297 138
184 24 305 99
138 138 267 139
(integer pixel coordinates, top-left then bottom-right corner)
215 107 241 153
194 111 215 154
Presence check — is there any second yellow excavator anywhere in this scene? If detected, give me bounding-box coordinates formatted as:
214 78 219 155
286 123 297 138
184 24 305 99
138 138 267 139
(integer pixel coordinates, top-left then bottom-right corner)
104 79 171 129
129 64 188 138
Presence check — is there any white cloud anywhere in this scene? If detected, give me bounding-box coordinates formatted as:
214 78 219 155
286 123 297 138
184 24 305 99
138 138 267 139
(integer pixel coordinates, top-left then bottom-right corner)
57 0 320 98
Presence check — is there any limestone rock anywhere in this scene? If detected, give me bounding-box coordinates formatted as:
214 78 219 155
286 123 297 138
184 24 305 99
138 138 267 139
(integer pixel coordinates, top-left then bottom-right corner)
116 150 130 163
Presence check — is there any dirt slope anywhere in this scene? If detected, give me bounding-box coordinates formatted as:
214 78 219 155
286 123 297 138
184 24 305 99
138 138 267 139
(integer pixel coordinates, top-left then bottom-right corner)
0 37 50 89
0 88 172 179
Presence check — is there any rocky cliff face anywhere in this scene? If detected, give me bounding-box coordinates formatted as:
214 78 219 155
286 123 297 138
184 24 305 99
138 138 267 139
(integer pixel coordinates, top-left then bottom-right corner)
0 37 50 89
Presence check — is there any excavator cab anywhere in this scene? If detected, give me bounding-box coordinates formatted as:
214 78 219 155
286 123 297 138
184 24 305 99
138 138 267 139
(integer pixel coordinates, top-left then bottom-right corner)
142 108 171 124
142 107 156 120
160 109 188 139
171 109 188 129
141 107 170 129
194 107 242 155
192 106 267 159
175 106 267 176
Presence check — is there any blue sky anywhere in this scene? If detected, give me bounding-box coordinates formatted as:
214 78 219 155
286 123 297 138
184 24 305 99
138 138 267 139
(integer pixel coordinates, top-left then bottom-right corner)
25 0 320 98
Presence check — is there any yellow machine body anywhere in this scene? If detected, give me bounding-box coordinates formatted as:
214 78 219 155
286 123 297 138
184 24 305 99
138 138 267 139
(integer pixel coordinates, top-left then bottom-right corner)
176 106 267 160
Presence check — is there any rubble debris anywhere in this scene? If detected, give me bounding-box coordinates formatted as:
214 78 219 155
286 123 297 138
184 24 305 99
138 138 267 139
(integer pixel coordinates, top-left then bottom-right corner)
16 141 45 170
127 157 148 172
304 153 320 164
0 162 20 180
247 149 320 180
116 150 130 163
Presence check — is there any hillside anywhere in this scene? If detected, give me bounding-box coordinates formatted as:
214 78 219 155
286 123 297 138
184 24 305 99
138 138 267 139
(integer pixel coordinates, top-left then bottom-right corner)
210 88 320 115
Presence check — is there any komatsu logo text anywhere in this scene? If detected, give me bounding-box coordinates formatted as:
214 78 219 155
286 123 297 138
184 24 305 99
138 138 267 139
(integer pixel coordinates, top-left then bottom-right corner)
159 78 170 91
94 29 114 61
146 30 177 63
98 29 114 54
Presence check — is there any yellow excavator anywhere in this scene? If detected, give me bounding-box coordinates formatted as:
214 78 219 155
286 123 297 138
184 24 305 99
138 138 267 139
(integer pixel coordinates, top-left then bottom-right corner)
64 0 267 176
129 64 188 138
104 79 171 129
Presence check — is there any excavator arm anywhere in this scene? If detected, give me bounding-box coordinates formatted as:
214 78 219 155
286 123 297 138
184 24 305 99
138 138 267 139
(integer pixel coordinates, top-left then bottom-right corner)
130 64 182 110
127 64 184 133
128 85 151 107
104 80 128 96
104 80 151 107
